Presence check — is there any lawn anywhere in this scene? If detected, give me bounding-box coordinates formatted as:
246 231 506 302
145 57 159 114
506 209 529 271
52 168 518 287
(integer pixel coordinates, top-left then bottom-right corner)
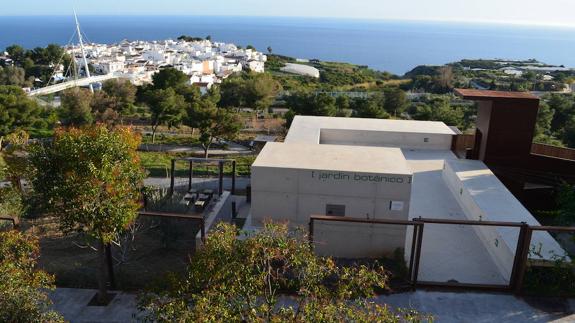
139 151 256 178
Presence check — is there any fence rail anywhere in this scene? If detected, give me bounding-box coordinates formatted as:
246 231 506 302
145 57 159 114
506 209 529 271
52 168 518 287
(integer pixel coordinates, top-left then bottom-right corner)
308 214 575 294
531 143 575 160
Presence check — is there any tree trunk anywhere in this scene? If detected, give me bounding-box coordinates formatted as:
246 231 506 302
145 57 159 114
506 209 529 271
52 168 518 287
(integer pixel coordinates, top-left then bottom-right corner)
97 239 108 304
151 124 158 144
203 146 209 159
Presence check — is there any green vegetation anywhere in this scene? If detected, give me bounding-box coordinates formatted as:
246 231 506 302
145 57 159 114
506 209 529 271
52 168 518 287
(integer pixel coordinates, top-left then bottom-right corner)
0 230 65 322
139 222 426 322
139 152 255 177
29 125 145 304
2 44 72 87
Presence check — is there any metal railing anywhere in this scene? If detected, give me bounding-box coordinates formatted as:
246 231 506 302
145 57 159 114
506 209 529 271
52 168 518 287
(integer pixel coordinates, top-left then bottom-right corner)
309 215 575 294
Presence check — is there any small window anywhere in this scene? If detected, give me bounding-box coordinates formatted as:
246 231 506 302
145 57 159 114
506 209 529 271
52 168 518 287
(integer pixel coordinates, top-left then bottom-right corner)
424 137 430 143
326 204 346 217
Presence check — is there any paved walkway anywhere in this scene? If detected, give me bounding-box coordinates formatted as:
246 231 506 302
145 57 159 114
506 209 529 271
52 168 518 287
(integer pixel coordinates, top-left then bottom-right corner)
139 142 253 155
144 176 251 190
50 288 574 322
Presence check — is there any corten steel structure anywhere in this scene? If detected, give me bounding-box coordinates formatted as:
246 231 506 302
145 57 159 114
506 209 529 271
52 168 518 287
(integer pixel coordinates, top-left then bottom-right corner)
169 157 237 196
455 89 575 188
309 214 575 294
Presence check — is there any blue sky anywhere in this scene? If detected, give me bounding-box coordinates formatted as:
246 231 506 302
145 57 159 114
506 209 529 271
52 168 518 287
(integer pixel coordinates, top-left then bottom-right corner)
4 0 575 27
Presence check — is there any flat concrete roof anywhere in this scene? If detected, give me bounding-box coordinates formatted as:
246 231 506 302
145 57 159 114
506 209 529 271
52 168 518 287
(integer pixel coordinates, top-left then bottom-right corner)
285 116 458 144
455 88 539 101
252 142 412 175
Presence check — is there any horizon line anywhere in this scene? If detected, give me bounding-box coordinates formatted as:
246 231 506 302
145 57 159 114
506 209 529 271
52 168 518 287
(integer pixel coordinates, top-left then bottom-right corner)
1 14 575 29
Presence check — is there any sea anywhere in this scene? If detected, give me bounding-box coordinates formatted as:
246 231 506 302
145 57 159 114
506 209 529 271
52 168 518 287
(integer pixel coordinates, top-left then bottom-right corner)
1 15 574 75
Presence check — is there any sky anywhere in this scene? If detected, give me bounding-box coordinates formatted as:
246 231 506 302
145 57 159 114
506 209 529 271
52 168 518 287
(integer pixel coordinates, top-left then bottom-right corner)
3 0 575 27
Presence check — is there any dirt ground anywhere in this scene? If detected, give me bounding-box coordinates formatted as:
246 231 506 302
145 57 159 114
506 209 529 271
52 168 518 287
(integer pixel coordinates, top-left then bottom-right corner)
38 217 200 291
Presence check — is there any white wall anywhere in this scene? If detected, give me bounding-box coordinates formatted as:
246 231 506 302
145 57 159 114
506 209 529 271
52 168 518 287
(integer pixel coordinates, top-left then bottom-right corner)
252 166 412 257
319 129 453 150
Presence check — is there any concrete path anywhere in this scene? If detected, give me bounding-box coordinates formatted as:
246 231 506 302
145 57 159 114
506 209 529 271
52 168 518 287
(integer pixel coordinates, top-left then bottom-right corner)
50 288 574 322
50 288 138 323
139 142 253 155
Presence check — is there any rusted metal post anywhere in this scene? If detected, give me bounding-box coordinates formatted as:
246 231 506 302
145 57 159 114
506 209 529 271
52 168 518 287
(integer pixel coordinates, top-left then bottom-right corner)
188 161 193 191
231 160 236 195
308 217 314 250
412 221 424 287
169 159 176 195
509 222 528 291
513 227 533 294
407 224 419 285
218 161 224 196
200 219 206 245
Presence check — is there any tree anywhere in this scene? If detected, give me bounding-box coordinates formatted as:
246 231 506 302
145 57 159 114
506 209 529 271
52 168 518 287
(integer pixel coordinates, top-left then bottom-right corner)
5 45 26 65
138 222 426 322
220 73 282 111
352 94 389 119
412 97 464 128
246 44 256 50
0 86 42 136
534 101 555 137
0 230 65 322
563 116 575 148
190 99 242 158
267 46 273 54
383 87 407 117
102 79 137 117
145 88 186 143
60 88 94 126
286 92 337 117
30 125 145 304
151 68 190 91
0 66 30 87
91 79 138 124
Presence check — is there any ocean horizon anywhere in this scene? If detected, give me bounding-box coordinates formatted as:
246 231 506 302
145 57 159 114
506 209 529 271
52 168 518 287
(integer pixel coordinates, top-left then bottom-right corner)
1 15 574 74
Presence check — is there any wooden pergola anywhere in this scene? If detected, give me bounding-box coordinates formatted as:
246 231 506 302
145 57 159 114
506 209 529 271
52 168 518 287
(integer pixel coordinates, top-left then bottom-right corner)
169 157 237 196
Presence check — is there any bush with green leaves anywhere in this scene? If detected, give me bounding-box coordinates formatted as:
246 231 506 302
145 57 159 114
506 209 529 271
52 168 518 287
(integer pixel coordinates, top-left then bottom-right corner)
139 222 429 322
0 230 65 322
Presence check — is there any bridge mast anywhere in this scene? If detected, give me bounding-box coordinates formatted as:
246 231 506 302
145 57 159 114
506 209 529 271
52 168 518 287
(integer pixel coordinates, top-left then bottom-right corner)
74 10 93 93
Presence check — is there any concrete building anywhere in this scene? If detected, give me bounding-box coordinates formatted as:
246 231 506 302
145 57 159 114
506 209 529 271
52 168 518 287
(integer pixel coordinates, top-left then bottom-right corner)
249 112 568 285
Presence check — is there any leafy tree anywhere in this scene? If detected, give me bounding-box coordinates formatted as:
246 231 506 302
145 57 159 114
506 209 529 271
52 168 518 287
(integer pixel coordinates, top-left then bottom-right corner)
267 46 273 54
412 97 464 127
138 222 426 322
30 125 145 304
91 79 138 124
335 95 350 111
286 92 337 117
189 99 242 158
5 45 26 65
151 68 190 91
0 230 65 322
535 101 555 137
144 88 187 143
0 86 42 136
352 94 389 119
547 94 574 132
0 66 31 87
220 73 282 111
60 88 94 126
563 116 575 148
246 44 256 50
102 79 137 117
383 87 407 116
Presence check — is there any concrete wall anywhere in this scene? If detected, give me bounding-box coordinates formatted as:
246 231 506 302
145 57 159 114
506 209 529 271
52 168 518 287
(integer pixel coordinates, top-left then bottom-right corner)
251 167 412 258
195 191 233 249
319 129 453 150
442 159 569 280
442 161 515 279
